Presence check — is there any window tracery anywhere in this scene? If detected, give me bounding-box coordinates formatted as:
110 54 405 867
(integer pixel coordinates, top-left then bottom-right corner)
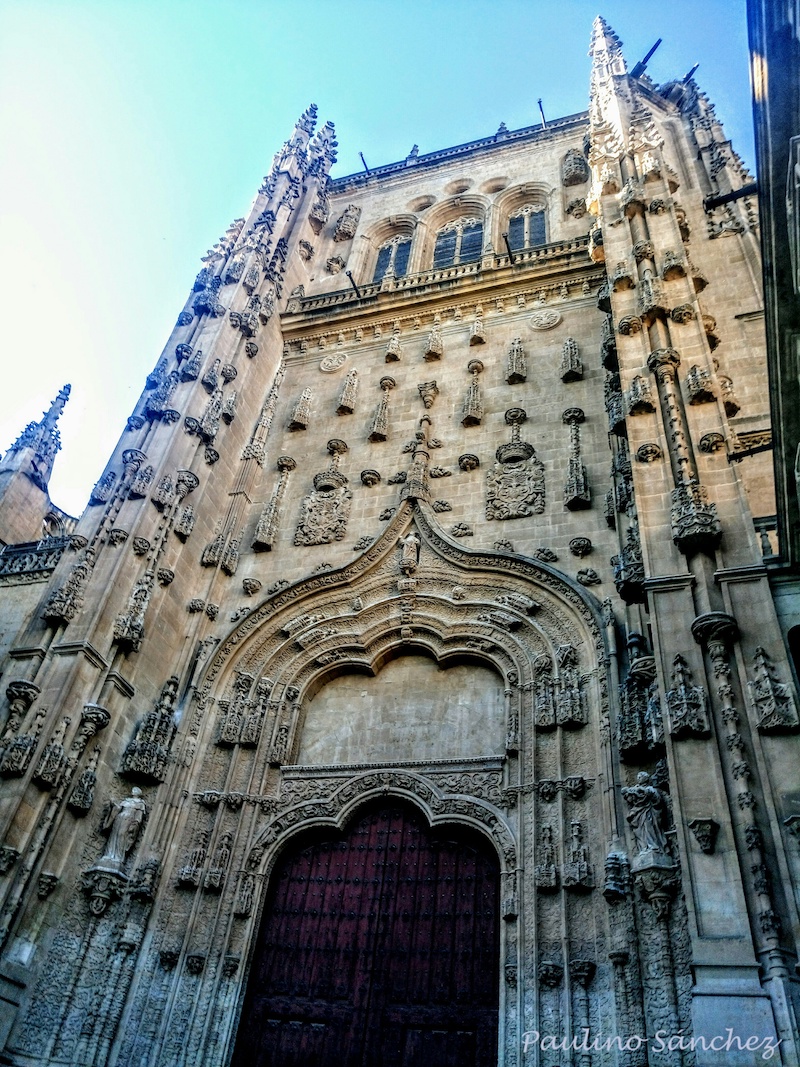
432 216 484 268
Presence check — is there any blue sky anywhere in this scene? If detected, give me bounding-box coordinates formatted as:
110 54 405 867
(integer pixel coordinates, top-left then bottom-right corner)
0 1 754 516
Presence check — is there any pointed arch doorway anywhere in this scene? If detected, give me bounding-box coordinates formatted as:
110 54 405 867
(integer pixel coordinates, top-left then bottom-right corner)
231 801 501 1067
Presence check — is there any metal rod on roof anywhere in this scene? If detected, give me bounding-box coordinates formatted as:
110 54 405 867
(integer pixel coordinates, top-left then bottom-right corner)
630 38 662 79
502 233 516 264
345 271 362 298
537 99 547 128
703 182 758 212
682 63 700 83
359 152 370 174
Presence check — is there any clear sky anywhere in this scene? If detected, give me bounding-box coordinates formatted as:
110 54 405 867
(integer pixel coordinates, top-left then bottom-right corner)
0 0 755 517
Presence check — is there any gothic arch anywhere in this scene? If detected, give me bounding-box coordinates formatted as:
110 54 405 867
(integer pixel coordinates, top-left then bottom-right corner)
198 503 610 774
246 769 517 880
491 182 554 252
415 194 491 267
357 213 419 281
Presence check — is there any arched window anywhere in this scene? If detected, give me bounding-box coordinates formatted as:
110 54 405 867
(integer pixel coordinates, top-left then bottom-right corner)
507 204 546 251
372 235 412 283
432 217 484 268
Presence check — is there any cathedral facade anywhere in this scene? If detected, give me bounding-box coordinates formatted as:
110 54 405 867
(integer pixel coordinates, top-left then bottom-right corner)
0 17 797 1067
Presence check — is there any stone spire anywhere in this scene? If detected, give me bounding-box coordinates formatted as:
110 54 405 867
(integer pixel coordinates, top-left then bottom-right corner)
588 16 630 160
1 384 71 490
0 384 72 542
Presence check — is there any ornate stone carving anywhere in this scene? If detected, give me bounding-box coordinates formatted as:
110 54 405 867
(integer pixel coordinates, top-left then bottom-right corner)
0 847 19 875
604 373 625 436
32 717 70 789
611 523 644 604
686 364 716 404
486 409 544 520
688 817 719 854
719 374 740 417
618 651 664 761
399 532 420 575
336 369 359 415
0 709 45 777
559 337 582 382
36 872 59 899
417 381 438 408
666 654 710 738
369 377 395 441
82 787 147 914
562 407 590 510
576 568 601 586
42 547 95 625
563 821 594 891
253 456 296 552
424 324 443 361
469 310 485 346
562 147 590 186
113 571 155 652
627 374 656 414
68 746 101 814
333 204 361 241
670 479 722 553
288 388 312 431
129 463 154 498
748 646 800 733
458 453 479 472
568 537 592 557
461 360 484 426
295 442 352 546
535 826 558 890
89 470 116 505
505 338 526 384
529 308 561 330
121 676 178 783
622 772 672 868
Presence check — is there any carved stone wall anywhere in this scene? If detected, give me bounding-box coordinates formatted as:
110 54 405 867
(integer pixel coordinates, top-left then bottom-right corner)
0 27 795 1067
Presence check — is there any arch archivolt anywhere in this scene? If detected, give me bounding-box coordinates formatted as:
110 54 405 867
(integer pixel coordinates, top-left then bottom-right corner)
197 503 609 765
246 768 517 881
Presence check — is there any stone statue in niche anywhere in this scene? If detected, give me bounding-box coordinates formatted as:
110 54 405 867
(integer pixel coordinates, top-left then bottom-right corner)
399 531 420 574
96 787 147 875
486 409 545 520
622 771 671 867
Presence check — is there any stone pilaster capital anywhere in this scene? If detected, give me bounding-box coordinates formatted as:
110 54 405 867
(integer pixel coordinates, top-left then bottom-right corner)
690 611 739 649
647 347 680 375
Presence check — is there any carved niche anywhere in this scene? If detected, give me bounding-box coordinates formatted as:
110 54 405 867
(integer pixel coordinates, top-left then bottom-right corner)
294 441 352 546
486 408 545 520
120 676 179 783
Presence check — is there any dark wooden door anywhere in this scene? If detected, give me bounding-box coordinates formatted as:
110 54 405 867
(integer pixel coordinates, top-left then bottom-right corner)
231 801 500 1067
